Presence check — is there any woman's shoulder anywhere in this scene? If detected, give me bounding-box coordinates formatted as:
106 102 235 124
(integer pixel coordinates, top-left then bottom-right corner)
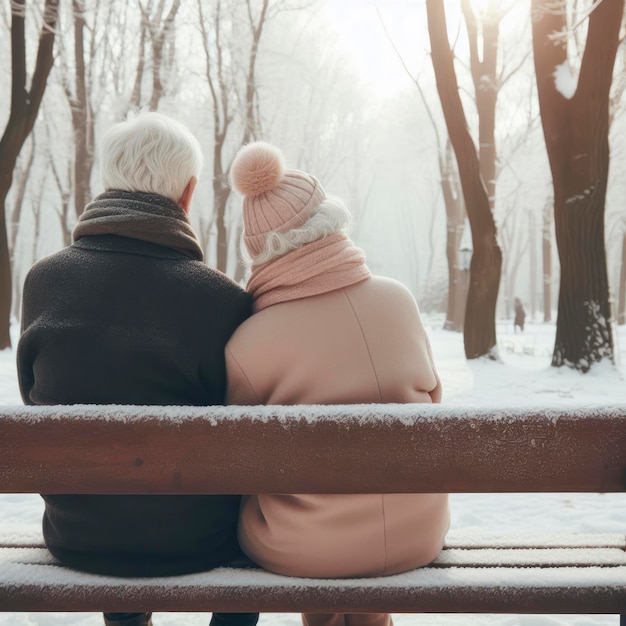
348 275 420 309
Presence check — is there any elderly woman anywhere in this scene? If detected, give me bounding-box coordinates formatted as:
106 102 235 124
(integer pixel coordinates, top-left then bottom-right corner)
226 142 449 626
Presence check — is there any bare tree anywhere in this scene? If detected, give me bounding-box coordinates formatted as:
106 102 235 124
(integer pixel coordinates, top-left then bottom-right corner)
617 228 626 325
68 0 95 219
609 10 626 326
52 0 179 226
139 0 182 111
197 0 271 275
8 136 36 323
528 207 537 319
461 0 500 211
197 0 237 274
426 0 502 359
377 8 467 330
532 0 622 371
44 109 73 248
129 16 149 109
99 2 144 103
8 137 36 258
0 0 59 349
440 142 467 331
499 193 530 318
391 1 524 337
542 198 553 322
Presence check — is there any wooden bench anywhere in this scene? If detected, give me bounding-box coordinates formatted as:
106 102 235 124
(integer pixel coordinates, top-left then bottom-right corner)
1 404 625 620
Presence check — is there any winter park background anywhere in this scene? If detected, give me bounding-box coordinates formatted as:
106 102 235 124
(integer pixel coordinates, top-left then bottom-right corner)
1 0 626 624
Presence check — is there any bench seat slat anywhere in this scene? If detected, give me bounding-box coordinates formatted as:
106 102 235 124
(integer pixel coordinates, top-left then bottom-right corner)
433 547 626 566
4 546 626 568
444 531 626 549
1 560 624 613
3 526 624 550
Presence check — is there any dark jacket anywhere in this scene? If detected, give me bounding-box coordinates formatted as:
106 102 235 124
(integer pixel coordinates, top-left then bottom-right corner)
17 232 252 576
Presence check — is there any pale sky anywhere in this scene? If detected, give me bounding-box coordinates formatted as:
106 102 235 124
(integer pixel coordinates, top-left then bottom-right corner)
324 0 430 95
323 0 528 95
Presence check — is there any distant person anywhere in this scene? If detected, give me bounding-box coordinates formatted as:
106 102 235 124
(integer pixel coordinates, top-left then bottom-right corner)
226 142 449 626
17 112 258 626
514 297 526 333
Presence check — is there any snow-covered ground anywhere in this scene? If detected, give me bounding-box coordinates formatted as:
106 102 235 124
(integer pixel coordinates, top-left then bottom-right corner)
1 318 625 626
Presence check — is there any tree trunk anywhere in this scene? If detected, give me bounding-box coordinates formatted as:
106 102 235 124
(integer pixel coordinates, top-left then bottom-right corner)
232 220 246 285
198 0 229 273
427 0 502 359
214 183 230 275
0 0 59 349
9 136 35 257
529 209 537 320
442 145 466 332
8 138 36 322
617 230 626 326
0 188 11 347
209 128 231 274
532 0 621 371
199 0 270 275
31 185 44 267
50 157 73 248
148 0 181 111
542 200 552 322
241 0 269 144
130 18 148 108
461 0 500 211
71 0 94 219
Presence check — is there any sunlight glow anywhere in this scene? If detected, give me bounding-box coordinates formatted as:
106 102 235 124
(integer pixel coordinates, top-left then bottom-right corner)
469 0 492 10
324 0 427 96
323 0 513 96
466 0 502 15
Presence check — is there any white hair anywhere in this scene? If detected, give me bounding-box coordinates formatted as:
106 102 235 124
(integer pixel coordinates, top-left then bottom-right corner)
242 196 352 266
100 111 204 203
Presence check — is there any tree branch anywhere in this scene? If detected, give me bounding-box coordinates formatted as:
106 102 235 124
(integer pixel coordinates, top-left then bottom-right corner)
10 0 27 112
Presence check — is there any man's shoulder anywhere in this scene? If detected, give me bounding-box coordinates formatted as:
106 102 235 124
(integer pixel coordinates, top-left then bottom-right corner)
184 263 246 296
24 247 79 282
182 263 252 315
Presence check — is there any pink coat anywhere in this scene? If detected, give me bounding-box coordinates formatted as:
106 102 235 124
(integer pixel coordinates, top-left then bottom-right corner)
226 275 449 578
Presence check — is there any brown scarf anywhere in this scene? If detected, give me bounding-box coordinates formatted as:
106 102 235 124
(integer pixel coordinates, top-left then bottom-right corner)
73 190 204 261
247 232 372 312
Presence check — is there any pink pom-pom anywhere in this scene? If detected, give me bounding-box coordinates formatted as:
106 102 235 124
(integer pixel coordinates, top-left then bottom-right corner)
231 142 285 196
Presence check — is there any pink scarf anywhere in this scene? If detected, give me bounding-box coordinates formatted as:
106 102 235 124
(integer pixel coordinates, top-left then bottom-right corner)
247 233 372 312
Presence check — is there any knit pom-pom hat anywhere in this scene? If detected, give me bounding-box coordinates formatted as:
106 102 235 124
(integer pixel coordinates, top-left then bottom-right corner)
230 141 326 257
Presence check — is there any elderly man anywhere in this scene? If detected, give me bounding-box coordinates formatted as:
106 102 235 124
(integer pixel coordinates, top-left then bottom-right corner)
17 112 258 626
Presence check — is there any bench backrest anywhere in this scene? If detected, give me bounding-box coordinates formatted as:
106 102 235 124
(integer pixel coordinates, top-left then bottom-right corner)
1 404 625 494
